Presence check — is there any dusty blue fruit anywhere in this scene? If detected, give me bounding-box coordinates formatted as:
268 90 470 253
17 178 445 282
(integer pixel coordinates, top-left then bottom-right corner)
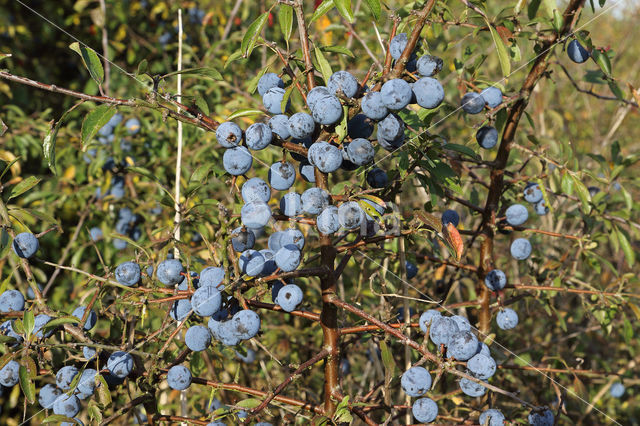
505 203 528 226
479 409 505 426
476 126 498 149
610 382 625 398
412 397 438 423
361 91 389 120
484 269 507 291
306 86 331 110
510 238 532 260
317 206 340 234
441 209 460 227
245 123 273 150
467 353 497 379
461 92 485 114
419 310 442 333
451 315 471 332
39 383 62 409
185 325 211 351
269 161 296 190
0 290 25 313
377 113 405 144
276 283 303 312
401 366 432 397
389 33 408 59
347 114 374 139
241 202 272 228
338 202 365 229
83 346 97 360
268 114 291 139
275 245 301 272
33 314 53 338
107 351 133 378
157 259 184 285
216 122 243 148
308 142 343 173
231 226 256 252
230 309 261 340
89 227 103 241
77 368 98 395
200 266 225 288
524 182 543 203
257 72 284 96
567 39 590 63
0 360 19 387
448 330 479 361
429 317 459 346
328 70 358 98
311 95 343 125
280 192 302 217
288 112 315 139
223 147 253 175
299 162 316 183
125 118 141 135
263 87 288 114
481 86 503 108
535 199 549 215
528 408 554 426
406 261 418 279
346 138 375 166
239 250 266 276
366 168 388 188
0 320 23 344
12 232 39 259
170 299 192 321
381 78 413 110
417 55 443 77
279 228 305 250
496 308 519 330
72 306 97 330
167 365 192 390
459 377 487 397
191 285 222 316
301 188 330 214
53 394 81 417
413 77 445 109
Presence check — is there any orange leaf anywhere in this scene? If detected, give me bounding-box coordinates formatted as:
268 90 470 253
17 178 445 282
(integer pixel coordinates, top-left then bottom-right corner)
496 26 513 44
444 222 464 261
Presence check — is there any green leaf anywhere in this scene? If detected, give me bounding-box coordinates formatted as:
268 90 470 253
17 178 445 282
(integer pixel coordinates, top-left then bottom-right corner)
379 340 396 376
279 5 293 41
616 227 635 267
226 109 265 121
0 117 7 136
43 415 81 424
0 53 11 63
19 365 36 404
96 374 112 406
136 59 148 76
591 49 611 77
81 104 116 148
43 105 78 175
241 12 269 58
314 47 333 85
443 143 480 160
69 42 104 85
570 174 591 214
320 45 354 58
162 67 222 81
487 23 511 77
333 0 354 22
235 398 261 409
310 0 335 25
607 81 625 100
0 353 13 370
23 310 35 337
364 0 381 20
9 176 41 200
41 316 83 333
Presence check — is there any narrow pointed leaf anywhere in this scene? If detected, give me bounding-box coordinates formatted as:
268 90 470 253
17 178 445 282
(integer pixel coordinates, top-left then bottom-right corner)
81 105 116 147
69 42 104 85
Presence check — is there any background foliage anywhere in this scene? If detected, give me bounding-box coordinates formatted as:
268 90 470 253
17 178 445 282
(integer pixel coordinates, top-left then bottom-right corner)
0 0 639 424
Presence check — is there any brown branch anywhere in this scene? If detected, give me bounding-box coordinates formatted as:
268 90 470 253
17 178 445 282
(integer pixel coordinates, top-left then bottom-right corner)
293 0 315 90
251 349 329 416
246 299 321 321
